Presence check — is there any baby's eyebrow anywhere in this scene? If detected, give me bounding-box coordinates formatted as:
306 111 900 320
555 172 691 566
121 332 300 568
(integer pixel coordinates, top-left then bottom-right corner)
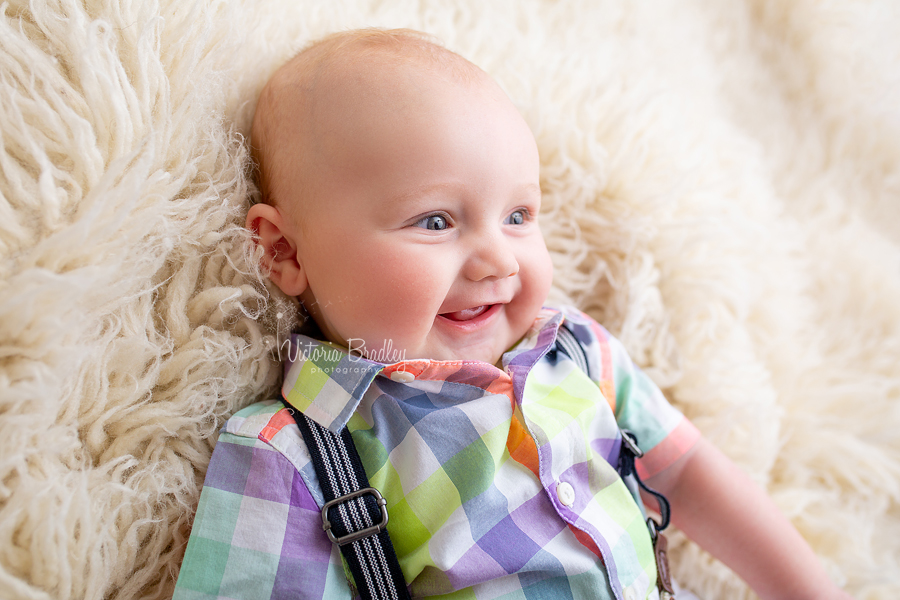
388 181 542 205
519 182 542 197
387 182 460 205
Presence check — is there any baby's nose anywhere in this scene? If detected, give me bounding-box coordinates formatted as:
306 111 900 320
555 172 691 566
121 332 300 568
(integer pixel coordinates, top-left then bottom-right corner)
465 238 519 281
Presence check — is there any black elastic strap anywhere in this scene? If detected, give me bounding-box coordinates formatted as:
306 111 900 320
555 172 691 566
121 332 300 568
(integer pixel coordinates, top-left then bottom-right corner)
283 400 411 600
618 430 671 532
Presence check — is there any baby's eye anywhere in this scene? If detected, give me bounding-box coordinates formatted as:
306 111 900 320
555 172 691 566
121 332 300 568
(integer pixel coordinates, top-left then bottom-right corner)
414 214 449 230
504 209 528 226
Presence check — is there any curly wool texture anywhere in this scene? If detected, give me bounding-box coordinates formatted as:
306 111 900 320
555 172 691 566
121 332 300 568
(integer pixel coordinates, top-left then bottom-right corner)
1 1 898 599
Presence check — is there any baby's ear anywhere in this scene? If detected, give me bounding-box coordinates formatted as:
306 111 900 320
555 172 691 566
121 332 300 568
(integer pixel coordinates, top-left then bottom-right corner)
246 203 308 296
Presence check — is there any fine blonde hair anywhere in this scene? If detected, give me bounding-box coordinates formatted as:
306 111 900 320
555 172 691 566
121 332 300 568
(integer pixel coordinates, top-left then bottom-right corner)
250 28 485 208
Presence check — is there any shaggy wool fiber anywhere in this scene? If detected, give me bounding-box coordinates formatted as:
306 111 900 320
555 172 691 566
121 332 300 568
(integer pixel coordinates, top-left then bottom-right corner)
1 1 898 598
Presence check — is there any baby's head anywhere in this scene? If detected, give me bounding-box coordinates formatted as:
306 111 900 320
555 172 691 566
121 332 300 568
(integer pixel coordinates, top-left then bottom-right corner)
247 29 553 365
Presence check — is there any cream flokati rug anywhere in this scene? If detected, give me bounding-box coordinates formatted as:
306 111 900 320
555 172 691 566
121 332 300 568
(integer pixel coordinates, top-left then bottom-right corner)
1 0 899 598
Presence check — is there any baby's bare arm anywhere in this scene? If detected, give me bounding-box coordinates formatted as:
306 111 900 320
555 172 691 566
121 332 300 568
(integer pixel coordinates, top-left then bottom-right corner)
644 437 853 600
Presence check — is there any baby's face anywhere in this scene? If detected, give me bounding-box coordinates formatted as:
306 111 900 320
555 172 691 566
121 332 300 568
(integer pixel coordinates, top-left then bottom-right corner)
281 64 553 364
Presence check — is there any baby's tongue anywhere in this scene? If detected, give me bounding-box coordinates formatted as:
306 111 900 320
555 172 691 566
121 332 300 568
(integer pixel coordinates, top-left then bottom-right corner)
442 305 488 321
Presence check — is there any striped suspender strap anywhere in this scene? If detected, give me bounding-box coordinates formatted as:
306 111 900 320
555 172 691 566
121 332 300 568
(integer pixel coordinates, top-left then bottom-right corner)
554 323 592 376
283 400 411 600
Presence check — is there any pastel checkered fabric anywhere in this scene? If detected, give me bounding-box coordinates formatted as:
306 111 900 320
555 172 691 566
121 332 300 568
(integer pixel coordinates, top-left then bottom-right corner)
174 307 700 600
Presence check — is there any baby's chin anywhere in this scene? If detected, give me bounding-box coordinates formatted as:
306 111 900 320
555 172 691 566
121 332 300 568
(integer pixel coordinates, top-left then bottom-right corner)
336 321 529 366
399 339 511 367
350 338 509 368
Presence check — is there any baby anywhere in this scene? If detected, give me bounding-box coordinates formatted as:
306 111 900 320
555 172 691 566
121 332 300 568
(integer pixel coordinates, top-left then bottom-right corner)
174 29 853 600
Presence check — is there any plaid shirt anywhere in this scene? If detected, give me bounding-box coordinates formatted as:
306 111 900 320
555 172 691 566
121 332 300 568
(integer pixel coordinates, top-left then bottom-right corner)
174 307 699 600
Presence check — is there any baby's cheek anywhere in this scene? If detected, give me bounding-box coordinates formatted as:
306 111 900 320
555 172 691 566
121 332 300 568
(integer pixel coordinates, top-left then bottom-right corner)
354 247 437 302
344 247 443 336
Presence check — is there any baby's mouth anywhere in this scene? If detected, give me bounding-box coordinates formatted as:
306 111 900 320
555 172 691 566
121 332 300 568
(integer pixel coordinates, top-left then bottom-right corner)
440 305 491 322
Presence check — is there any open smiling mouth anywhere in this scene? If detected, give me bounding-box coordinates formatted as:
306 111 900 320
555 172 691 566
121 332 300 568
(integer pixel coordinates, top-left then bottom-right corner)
438 304 497 322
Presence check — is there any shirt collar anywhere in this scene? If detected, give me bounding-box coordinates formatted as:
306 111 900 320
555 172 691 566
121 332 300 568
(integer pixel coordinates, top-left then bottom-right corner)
281 307 565 433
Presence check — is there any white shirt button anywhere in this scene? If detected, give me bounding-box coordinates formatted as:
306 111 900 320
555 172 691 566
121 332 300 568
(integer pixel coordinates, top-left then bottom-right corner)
556 481 575 507
624 587 637 600
390 370 415 383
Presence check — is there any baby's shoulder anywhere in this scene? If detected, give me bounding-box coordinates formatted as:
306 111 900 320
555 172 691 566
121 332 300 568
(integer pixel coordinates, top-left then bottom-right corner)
547 304 619 359
220 399 285 439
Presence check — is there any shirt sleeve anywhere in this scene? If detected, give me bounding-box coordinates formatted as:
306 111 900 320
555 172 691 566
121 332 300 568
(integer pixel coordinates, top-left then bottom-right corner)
559 305 701 480
603 332 701 479
173 429 352 600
